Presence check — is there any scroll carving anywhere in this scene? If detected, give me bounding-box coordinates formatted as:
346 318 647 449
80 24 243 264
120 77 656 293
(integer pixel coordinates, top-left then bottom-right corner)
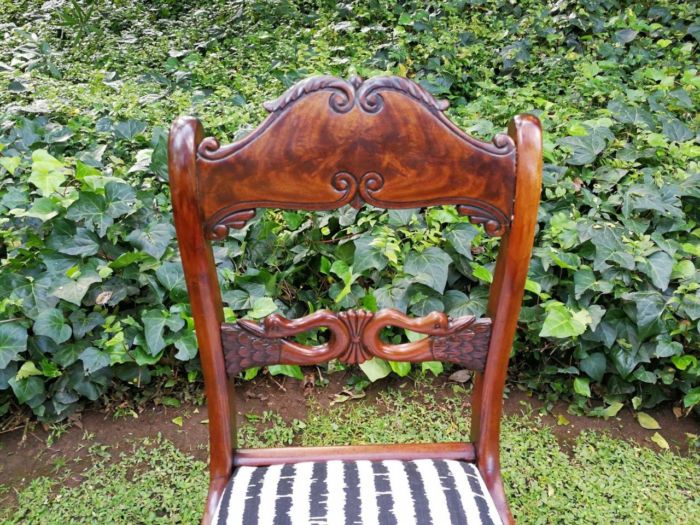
260 75 450 116
207 170 509 239
196 74 517 242
197 75 514 161
221 309 492 377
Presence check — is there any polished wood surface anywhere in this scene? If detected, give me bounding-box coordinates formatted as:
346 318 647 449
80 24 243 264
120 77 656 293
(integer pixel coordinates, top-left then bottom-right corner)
233 442 476 467
169 118 235 524
196 76 516 240
168 75 542 525
470 114 543 524
222 308 492 376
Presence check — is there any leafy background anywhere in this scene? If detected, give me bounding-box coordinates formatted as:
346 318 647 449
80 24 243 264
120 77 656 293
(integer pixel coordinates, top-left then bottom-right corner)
0 0 698 422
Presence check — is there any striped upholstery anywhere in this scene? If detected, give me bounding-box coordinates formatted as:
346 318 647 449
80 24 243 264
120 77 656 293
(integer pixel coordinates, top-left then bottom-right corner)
214 459 503 525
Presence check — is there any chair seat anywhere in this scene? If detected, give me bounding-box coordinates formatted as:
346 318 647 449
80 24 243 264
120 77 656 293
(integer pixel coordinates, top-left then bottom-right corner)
213 458 503 525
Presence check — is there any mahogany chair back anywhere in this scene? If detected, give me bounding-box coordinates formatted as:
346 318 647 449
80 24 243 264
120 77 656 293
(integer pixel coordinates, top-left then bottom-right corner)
168 75 542 525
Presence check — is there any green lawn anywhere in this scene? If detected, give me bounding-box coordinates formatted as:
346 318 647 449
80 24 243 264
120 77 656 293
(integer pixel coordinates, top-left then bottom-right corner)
3 388 699 524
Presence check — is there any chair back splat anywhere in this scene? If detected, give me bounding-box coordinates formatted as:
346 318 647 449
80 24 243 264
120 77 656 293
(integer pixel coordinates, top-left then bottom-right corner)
168 75 542 525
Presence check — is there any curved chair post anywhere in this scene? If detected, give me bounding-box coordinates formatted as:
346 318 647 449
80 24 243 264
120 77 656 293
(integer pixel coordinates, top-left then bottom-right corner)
169 117 236 524
471 114 542 525
170 77 542 525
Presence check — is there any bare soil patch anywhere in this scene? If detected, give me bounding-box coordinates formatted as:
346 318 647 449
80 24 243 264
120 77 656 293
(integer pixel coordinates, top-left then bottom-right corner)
1 373 697 509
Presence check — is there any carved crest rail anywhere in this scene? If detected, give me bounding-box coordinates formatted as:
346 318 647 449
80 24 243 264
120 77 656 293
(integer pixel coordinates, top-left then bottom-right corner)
221 309 492 377
195 75 517 241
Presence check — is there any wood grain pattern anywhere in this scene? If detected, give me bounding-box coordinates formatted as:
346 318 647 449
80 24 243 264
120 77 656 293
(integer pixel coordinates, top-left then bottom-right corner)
233 442 476 467
221 309 492 376
470 114 543 525
168 75 542 525
168 117 234 524
196 75 516 240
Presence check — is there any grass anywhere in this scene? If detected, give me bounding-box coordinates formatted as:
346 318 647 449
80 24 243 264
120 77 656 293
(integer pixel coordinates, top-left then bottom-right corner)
2 386 699 525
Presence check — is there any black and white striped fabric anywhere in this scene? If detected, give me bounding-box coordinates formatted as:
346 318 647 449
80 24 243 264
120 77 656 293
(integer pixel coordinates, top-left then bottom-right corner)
214 459 503 525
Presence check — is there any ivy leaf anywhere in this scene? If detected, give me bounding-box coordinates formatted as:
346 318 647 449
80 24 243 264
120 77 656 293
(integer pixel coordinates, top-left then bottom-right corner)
623 291 666 327
446 223 478 259
404 247 451 293
0 156 20 175
141 310 168 356
353 235 388 274
14 197 60 221
359 357 392 382
661 117 693 143
623 184 683 218
268 364 304 380
374 279 411 312
150 133 169 180
574 267 613 299
684 388 700 409
248 297 278 319
50 271 102 305
33 309 72 344
589 402 624 420
66 192 110 236
114 120 146 140
607 100 655 129
57 228 101 257
671 260 695 280
654 336 683 358
558 133 607 165
387 209 418 226
8 376 44 405
126 222 174 259
389 361 411 377
0 323 28 368
573 377 591 397
614 29 638 44
650 432 669 450
580 352 606 382
15 361 42 380
105 182 136 217
540 302 590 338
688 22 700 42
109 251 150 269
69 311 105 339
223 289 251 310
421 361 443 376
174 330 198 361
14 276 58 319
155 262 185 292
443 290 487 317
470 263 492 283
638 251 673 291
330 260 358 304
610 347 639 378
637 412 661 430
79 347 110 374
28 149 68 196
590 226 634 271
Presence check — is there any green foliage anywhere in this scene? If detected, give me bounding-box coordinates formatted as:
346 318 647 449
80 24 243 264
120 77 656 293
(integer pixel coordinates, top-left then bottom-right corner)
3 388 699 524
3 437 207 524
0 0 698 421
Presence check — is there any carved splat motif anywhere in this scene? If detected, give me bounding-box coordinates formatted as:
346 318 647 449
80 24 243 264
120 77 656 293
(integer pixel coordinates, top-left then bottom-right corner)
221 309 492 377
194 75 517 240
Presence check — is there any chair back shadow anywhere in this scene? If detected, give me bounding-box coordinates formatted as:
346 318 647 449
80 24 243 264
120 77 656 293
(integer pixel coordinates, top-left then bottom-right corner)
168 75 542 525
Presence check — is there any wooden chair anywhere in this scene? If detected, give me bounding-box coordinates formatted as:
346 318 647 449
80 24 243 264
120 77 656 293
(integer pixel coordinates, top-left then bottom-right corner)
169 75 542 525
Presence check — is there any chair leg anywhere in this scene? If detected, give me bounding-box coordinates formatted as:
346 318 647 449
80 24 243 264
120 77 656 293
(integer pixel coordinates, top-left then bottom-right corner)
479 461 515 525
201 476 228 525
